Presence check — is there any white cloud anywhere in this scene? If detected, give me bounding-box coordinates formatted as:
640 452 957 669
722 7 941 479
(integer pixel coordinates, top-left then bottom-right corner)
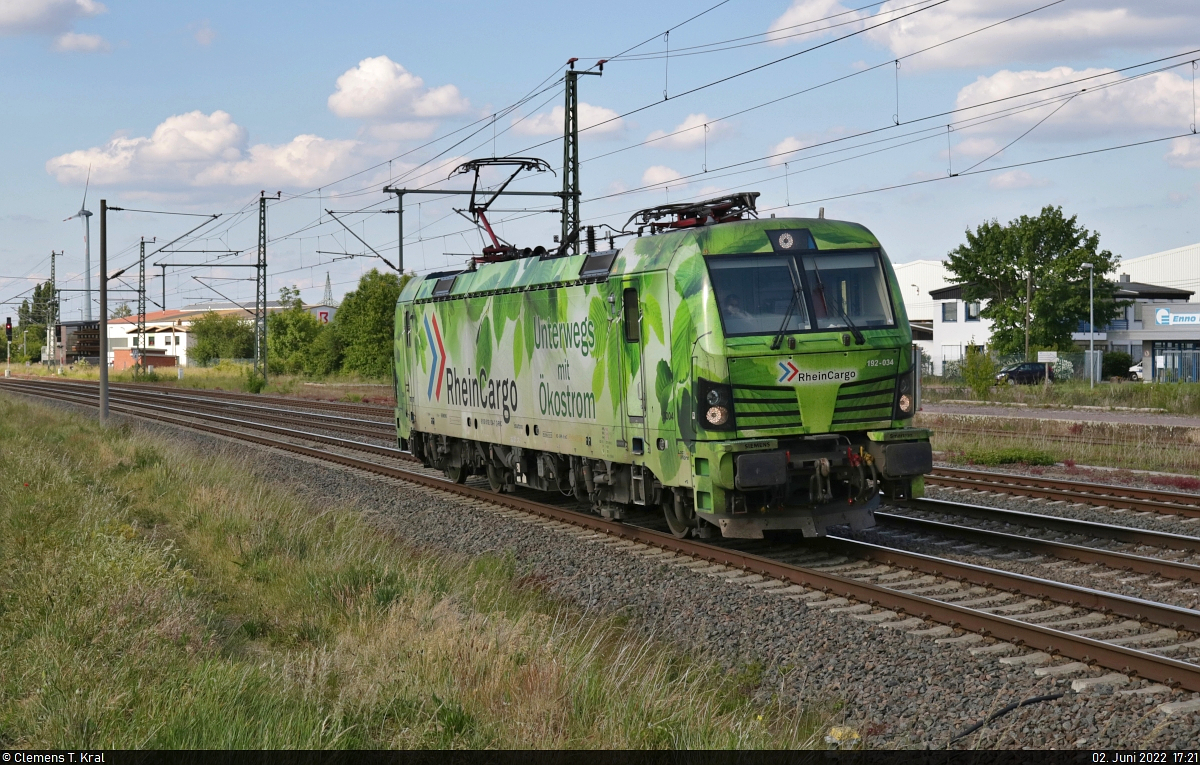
1167 137 1200 169
767 136 806 165
52 30 106 51
951 137 1002 158
0 0 104 35
2 0 110 52
511 102 624 137
364 121 439 142
327 56 469 120
954 67 1194 140
193 20 214 46
767 0 863 44
864 1 1198 70
641 165 684 187
645 113 729 150
988 170 1050 189
45 110 360 189
766 1 1198 70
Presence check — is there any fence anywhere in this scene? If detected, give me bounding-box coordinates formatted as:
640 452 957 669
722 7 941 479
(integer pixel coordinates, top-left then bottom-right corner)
1154 350 1200 383
937 351 1101 383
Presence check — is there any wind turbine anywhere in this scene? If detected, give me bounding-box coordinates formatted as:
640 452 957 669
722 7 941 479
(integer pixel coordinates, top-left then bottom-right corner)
64 168 93 321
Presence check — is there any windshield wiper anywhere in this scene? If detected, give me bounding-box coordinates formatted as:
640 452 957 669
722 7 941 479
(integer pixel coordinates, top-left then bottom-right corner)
770 285 802 350
811 262 865 345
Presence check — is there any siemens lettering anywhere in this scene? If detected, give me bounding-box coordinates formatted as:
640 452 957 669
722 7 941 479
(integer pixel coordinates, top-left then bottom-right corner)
444 366 518 422
534 317 596 356
539 383 596 420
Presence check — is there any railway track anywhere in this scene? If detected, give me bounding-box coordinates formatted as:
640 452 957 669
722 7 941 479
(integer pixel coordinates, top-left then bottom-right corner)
928 466 1200 518
928 426 1195 451
8 376 1200 691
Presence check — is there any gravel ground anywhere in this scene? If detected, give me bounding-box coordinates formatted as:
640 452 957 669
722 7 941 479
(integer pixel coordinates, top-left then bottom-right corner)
9 389 1200 750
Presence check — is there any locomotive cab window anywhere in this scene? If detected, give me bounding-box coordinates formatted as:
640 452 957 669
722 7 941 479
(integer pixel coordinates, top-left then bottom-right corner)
622 288 640 343
708 255 810 337
801 251 895 330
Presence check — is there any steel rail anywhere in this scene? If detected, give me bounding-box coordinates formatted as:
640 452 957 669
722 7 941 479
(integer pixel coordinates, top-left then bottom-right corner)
908 497 1200 554
9 375 394 417
3 380 394 438
821 535 1200 632
875 510 1200 582
7 379 1200 690
928 467 1200 517
0 382 403 460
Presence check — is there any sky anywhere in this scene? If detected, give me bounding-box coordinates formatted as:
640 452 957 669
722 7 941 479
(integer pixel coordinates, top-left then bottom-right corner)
2 0 1198 323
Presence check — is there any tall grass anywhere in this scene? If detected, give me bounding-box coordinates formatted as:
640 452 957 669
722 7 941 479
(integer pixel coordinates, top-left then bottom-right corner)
0 395 826 749
922 380 1200 416
919 412 1200 475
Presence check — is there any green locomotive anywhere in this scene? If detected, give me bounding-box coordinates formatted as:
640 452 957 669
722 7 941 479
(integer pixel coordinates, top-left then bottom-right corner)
394 193 931 538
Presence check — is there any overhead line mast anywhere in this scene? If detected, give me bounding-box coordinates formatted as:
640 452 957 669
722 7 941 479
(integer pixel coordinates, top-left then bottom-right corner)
256 191 280 382
384 58 598 268
560 59 602 257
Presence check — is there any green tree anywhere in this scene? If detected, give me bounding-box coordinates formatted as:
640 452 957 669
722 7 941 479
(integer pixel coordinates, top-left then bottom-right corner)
304 325 343 376
18 282 55 326
267 286 321 374
334 269 412 378
189 311 254 365
946 206 1124 357
111 303 133 318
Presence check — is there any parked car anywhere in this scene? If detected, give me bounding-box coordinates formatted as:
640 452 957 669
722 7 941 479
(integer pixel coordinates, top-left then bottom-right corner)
995 362 1055 385
1129 361 1143 381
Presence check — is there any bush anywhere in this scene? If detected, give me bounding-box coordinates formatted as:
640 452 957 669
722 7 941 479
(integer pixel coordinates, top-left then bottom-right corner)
962 346 997 400
190 311 254 365
1103 350 1134 380
243 367 266 394
959 447 1058 466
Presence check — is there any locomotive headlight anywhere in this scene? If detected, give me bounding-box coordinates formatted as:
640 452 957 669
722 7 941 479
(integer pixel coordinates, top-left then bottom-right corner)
706 405 731 426
895 367 915 419
696 377 736 431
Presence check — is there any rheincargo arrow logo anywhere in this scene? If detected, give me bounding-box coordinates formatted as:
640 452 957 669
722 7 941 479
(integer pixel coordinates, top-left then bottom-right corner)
777 359 857 384
424 315 446 400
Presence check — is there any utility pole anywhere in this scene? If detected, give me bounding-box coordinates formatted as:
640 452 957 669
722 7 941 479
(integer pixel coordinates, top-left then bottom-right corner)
560 59 602 258
99 199 108 424
255 192 279 381
1082 262 1095 388
137 238 152 376
48 251 58 367
160 264 167 313
1024 270 1032 361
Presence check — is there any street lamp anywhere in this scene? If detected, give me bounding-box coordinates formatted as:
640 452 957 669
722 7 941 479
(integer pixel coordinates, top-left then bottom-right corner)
1081 262 1094 388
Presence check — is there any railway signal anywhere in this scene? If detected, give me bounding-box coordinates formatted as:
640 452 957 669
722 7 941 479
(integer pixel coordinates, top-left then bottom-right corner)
5 317 10 342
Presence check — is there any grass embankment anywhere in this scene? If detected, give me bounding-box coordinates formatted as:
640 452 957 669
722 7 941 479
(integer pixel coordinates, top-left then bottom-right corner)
19 363 392 404
0 395 823 749
922 380 1200 416
918 412 1200 475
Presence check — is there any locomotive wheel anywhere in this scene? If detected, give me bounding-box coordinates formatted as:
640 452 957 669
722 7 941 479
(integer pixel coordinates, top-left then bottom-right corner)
486 465 506 493
663 495 693 538
443 464 467 484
